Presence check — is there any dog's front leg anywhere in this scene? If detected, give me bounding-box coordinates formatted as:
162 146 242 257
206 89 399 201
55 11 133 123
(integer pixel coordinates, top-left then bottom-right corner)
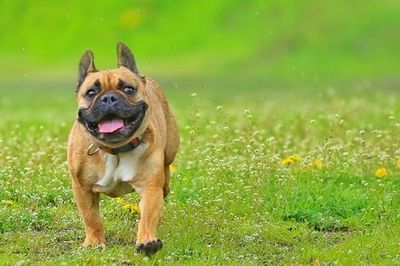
135 182 164 256
72 180 105 247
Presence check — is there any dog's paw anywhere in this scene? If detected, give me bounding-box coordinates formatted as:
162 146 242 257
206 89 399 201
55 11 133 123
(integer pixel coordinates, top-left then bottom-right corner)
136 239 163 256
82 236 105 248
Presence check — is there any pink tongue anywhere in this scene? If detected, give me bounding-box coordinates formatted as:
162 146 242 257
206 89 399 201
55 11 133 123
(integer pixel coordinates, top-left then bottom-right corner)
98 118 124 133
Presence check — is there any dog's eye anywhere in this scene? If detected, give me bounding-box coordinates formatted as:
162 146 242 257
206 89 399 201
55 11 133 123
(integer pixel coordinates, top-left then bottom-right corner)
85 89 97 100
123 86 136 95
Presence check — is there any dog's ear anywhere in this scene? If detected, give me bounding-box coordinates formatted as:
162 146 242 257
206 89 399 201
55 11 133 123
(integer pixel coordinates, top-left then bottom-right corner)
117 42 140 75
77 50 97 89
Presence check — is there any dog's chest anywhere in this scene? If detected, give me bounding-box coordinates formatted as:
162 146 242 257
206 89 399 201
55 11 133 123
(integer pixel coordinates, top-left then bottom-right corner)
93 144 148 195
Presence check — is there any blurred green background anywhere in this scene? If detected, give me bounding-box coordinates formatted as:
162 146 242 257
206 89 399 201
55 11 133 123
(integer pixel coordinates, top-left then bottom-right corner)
2 1 400 264
1 0 399 93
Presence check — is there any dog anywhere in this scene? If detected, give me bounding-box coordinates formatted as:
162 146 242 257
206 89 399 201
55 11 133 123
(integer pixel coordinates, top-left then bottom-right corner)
67 42 179 256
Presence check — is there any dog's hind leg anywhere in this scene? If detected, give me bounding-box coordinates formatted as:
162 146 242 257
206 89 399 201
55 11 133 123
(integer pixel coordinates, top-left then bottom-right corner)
163 165 170 198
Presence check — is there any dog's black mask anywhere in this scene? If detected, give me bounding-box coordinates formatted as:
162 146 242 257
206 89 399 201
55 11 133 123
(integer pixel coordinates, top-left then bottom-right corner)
78 92 147 143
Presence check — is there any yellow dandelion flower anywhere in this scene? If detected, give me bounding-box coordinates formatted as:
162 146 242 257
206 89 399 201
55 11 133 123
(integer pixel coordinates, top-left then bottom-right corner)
396 160 400 169
114 197 124 204
291 155 302 162
2 200 16 206
281 155 302 166
122 203 140 213
312 258 320 265
313 159 324 169
282 157 294 165
169 165 177 173
375 167 388 178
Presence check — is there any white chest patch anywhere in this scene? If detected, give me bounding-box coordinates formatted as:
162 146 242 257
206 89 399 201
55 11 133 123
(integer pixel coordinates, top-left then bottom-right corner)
93 143 148 194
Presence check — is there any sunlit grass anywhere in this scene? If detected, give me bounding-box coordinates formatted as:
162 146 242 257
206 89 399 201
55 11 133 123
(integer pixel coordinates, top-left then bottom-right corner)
1 83 400 264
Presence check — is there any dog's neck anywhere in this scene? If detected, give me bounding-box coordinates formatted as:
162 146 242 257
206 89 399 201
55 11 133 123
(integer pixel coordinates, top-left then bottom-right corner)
87 130 147 156
100 136 142 155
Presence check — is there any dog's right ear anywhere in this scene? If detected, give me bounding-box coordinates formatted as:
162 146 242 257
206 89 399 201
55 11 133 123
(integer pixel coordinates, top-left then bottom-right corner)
117 42 140 75
77 50 97 90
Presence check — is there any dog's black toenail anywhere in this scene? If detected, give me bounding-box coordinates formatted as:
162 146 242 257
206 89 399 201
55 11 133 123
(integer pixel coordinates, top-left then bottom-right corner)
136 243 145 253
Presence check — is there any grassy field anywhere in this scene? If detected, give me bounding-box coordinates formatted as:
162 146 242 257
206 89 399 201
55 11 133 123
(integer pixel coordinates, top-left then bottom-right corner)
1 82 400 265
1 0 400 265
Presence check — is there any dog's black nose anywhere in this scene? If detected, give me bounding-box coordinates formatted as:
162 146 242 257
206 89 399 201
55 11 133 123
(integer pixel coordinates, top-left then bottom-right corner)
101 93 118 105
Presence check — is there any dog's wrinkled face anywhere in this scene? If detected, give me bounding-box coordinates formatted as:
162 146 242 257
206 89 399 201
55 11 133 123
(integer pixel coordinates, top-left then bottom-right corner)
76 43 148 147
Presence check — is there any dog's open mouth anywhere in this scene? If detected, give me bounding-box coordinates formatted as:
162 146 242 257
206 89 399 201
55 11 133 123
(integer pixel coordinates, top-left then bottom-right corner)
79 101 147 144
98 117 125 133
86 112 143 134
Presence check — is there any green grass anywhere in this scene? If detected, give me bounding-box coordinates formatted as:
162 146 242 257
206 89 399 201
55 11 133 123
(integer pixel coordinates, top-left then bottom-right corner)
1 81 400 264
1 0 400 264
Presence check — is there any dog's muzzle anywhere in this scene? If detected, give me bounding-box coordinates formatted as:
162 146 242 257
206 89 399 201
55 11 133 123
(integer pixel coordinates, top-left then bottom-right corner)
78 93 147 144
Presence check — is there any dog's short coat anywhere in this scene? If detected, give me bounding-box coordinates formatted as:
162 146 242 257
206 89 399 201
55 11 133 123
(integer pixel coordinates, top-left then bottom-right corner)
67 43 179 256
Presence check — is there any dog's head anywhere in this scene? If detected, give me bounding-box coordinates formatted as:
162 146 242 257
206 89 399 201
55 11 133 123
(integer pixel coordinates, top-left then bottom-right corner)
76 42 149 148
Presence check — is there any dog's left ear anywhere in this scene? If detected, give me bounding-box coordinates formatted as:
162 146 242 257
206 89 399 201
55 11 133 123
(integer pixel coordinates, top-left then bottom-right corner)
117 42 140 75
